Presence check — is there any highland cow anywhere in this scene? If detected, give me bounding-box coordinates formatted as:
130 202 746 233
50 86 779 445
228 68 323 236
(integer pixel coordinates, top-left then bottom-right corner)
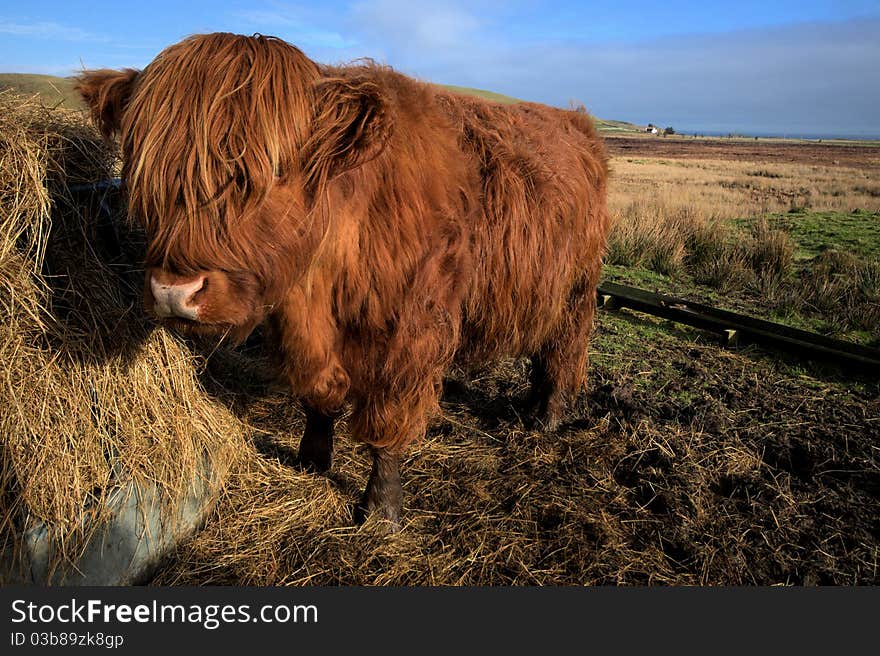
76 33 610 528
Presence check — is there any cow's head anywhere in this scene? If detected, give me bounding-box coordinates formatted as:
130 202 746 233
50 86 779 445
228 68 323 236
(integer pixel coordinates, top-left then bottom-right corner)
77 33 391 342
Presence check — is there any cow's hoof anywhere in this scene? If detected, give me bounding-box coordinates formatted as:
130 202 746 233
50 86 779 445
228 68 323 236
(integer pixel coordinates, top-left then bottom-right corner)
354 497 401 533
297 443 332 473
529 408 562 432
298 453 331 474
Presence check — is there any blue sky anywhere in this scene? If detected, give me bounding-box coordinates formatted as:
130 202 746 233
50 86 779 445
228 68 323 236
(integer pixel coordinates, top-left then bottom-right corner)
2 1 879 136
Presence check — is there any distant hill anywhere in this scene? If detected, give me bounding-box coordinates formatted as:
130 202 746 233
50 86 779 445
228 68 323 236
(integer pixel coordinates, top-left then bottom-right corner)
437 84 522 105
0 72 641 134
437 84 640 133
0 73 83 109
594 118 643 134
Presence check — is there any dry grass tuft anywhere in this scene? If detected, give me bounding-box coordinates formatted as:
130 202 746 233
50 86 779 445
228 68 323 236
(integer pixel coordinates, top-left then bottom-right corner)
800 251 880 337
606 197 705 276
747 218 794 284
607 194 799 291
685 220 752 291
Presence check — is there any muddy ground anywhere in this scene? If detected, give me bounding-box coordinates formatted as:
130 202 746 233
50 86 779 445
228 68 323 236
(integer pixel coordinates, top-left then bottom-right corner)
606 135 880 171
151 309 879 585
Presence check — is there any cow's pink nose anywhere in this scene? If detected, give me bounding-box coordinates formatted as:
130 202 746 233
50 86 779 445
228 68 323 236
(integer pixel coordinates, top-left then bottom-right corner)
150 274 206 320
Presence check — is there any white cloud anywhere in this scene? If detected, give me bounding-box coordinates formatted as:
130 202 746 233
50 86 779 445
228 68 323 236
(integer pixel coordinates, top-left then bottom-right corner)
233 7 356 49
350 0 480 51
0 20 109 43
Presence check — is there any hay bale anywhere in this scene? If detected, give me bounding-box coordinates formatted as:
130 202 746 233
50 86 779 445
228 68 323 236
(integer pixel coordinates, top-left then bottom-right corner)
0 91 248 583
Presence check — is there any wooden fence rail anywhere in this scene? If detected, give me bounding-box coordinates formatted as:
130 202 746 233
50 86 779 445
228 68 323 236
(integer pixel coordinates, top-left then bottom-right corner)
597 281 880 377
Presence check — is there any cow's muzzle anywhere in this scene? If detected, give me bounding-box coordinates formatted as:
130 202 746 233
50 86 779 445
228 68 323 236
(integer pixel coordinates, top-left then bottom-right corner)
149 273 206 321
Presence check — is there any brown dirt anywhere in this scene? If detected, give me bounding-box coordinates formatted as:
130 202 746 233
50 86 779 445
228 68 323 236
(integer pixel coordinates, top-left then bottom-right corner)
150 312 880 586
606 135 880 171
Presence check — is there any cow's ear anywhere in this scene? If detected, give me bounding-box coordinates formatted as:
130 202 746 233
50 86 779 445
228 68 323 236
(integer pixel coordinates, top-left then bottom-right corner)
304 75 393 190
75 68 139 139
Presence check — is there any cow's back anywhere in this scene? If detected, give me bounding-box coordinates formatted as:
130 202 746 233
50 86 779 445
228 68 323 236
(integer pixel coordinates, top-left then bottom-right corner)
436 94 610 362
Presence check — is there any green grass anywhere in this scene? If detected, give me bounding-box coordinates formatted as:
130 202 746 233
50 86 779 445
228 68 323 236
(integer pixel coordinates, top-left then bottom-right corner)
602 264 848 341
438 84 522 105
766 210 880 261
592 118 643 133
0 73 83 109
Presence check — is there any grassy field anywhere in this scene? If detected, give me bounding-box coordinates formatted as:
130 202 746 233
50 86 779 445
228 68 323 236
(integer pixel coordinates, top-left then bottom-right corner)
0 73 82 108
438 84 522 104
594 118 644 133
437 83 642 132
603 140 880 345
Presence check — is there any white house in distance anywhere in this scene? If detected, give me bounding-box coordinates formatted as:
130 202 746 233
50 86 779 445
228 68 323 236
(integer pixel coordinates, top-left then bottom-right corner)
645 123 659 135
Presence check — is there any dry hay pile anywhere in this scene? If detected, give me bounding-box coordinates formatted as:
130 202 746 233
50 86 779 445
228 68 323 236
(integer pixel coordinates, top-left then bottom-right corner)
0 91 247 582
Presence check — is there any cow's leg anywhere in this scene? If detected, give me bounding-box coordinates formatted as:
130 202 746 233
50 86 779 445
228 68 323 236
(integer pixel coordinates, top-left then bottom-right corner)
350 379 442 531
298 405 335 473
528 352 561 430
529 276 599 431
349 271 461 530
357 446 403 530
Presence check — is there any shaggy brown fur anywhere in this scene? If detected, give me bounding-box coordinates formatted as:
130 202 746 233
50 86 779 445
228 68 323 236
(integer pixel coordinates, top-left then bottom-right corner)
77 33 610 526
